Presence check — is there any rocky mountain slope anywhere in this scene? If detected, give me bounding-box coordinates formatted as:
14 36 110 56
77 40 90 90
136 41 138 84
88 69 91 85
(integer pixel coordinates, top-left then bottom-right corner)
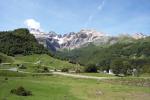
30 28 147 52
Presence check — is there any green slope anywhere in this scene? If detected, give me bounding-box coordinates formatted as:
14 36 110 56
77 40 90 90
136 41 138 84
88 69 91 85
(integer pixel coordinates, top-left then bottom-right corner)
0 52 82 71
14 54 82 70
55 37 150 74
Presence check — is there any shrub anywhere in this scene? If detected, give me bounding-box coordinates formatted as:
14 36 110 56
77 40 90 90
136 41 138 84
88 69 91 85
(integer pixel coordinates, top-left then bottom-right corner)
54 69 57 71
18 64 27 69
43 67 49 72
61 68 69 72
35 66 49 73
5 77 8 80
75 69 81 73
142 64 150 73
84 64 97 72
10 86 32 96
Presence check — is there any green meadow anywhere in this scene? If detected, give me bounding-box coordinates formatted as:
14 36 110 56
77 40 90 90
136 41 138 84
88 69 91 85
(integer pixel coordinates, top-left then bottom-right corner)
0 53 150 100
0 70 150 100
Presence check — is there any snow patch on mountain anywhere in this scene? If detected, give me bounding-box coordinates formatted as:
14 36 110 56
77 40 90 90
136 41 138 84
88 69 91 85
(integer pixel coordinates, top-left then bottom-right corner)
29 28 147 52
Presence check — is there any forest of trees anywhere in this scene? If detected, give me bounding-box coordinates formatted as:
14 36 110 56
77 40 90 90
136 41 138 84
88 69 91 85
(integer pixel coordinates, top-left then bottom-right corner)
55 37 150 75
0 28 49 56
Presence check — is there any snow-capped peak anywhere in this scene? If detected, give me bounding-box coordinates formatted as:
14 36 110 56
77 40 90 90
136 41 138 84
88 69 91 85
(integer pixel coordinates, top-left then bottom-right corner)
80 29 105 37
132 33 146 39
30 28 148 52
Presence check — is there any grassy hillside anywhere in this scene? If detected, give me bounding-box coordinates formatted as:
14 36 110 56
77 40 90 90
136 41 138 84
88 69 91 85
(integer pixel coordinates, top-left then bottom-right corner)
55 37 150 75
14 54 81 70
56 37 150 64
0 52 82 71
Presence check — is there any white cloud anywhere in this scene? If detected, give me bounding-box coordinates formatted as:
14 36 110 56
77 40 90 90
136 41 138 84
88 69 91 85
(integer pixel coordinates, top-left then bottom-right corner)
24 19 40 29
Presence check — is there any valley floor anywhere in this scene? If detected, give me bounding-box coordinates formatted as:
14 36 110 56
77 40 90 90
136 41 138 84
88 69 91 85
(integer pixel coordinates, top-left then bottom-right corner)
0 73 150 100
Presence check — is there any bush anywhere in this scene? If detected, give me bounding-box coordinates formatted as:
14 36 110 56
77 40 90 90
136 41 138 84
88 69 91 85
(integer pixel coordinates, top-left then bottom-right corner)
84 64 97 72
54 69 57 71
10 86 32 96
5 77 8 80
18 64 27 69
142 64 150 73
43 67 49 72
61 68 69 72
35 66 49 73
75 69 81 73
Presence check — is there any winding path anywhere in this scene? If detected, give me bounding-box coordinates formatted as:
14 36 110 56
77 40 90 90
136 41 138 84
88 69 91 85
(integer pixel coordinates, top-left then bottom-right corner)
0 68 117 80
0 68 149 80
52 72 117 80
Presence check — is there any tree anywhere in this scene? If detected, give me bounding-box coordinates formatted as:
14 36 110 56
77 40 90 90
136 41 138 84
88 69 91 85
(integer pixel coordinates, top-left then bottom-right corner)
61 68 69 72
142 64 150 73
0 28 50 56
84 64 97 72
122 61 131 75
111 59 133 76
110 59 125 75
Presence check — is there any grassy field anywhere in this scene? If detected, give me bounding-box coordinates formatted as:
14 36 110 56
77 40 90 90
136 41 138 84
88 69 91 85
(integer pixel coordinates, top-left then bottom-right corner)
0 70 27 77
0 54 82 72
0 53 150 100
0 71 150 100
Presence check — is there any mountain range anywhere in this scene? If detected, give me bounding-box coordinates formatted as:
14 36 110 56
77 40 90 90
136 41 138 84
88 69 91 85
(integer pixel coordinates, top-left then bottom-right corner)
30 28 147 52
0 28 149 74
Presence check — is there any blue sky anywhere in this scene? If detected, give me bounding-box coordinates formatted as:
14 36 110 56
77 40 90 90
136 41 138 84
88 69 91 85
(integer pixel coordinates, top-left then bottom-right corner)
0 0 150 35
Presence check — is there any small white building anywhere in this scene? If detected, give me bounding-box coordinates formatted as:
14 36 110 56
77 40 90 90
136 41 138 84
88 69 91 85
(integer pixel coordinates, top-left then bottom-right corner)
109 69 114 75
103 70 107 73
